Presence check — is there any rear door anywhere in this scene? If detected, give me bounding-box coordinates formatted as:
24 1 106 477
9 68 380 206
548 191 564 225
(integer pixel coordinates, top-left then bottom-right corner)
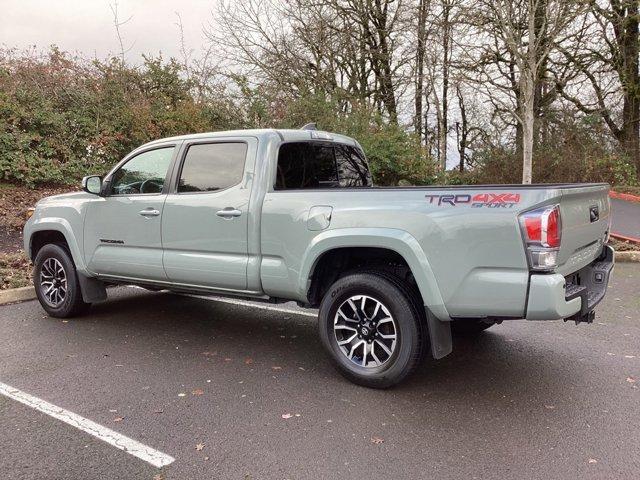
84 144 177 280
161 138 256 290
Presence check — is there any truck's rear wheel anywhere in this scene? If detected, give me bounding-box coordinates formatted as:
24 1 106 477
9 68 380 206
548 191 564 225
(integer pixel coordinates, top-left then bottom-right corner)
318 272 424 389
33 244 90 318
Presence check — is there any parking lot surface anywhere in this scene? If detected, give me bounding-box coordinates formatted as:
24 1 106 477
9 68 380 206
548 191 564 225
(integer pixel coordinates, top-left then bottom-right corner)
1 264 638 480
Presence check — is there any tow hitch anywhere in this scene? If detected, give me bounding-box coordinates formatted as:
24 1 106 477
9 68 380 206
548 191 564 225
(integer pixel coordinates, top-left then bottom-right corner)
565 310 595 325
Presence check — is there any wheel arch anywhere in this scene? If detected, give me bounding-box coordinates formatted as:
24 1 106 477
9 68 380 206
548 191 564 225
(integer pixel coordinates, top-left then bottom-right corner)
300 228 449 321
26 220 87 272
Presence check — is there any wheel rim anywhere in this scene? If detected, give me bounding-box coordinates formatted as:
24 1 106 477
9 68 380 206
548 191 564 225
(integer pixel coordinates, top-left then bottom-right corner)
333 295 398 368
39 258 67 307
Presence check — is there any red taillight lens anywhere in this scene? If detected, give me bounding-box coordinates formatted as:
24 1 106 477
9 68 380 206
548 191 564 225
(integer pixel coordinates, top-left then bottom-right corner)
524 217 541 242
546 207 560 247
521 205 561 248
519 205 562 271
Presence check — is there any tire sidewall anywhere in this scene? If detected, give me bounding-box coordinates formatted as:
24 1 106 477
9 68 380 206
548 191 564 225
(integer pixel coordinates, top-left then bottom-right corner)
34 244 83 318
319 273 420 387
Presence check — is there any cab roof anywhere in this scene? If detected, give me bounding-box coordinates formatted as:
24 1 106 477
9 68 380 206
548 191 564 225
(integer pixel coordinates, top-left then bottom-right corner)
141 128 358 148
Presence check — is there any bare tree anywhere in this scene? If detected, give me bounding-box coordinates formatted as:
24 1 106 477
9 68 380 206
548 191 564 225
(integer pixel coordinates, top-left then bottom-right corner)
467 0 586 183
555 0 640 175
414 0 432 137
109 1 134 63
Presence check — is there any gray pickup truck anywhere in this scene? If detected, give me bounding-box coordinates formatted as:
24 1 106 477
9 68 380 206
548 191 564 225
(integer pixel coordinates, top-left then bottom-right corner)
23 128 615 387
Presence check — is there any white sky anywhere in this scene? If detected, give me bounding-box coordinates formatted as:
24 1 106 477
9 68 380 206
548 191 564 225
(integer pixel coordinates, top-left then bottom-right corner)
0 0 214 62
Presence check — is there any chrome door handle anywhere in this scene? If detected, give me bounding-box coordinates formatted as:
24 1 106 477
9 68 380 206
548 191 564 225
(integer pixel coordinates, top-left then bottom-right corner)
216 208 242 219
139 208 160 217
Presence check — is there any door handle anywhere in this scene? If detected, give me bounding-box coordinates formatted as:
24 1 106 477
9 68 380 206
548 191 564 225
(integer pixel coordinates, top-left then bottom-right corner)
216 208 242 219
138 208 160 217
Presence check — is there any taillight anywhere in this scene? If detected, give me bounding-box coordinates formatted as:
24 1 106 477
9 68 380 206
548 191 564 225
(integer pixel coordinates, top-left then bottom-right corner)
519 205 562 271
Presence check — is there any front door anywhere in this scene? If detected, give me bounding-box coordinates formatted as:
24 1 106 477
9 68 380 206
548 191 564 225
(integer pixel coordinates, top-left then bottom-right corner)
161 140 253 290
84 145 177 281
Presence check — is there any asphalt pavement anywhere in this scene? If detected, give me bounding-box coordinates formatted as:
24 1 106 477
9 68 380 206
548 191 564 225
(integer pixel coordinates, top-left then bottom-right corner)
1 264 639 480
611 198 640 241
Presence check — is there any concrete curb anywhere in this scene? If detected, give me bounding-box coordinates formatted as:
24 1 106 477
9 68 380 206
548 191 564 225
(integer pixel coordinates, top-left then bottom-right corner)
616 251 640 263
0 286 36 305
610 190 640 203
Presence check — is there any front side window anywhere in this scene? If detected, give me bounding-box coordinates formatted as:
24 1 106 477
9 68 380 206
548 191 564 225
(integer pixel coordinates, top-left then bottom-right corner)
178 142 248 193
111 147 174 195
275 142 371 190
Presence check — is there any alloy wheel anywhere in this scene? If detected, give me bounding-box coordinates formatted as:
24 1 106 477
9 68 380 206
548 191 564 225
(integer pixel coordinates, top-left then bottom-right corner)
333 295 398 368
39 257 67 307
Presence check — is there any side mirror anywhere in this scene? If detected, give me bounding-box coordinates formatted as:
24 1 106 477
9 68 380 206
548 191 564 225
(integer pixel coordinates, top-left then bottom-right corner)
82 175 103 195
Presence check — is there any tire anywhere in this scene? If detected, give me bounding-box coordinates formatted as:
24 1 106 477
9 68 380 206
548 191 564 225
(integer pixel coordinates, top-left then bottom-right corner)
318 272 425 389
450 319 494 336
33 244 90 318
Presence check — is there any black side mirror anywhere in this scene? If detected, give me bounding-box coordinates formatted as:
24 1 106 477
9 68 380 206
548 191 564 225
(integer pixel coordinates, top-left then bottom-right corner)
82 175 103 195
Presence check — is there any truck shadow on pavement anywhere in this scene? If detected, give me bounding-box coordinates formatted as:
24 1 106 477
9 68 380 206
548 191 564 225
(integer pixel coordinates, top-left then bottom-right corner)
84 288 576 406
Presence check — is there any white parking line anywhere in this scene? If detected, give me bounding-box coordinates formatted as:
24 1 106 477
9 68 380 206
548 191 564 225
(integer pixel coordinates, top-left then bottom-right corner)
0 381 175 469
182 294 319 318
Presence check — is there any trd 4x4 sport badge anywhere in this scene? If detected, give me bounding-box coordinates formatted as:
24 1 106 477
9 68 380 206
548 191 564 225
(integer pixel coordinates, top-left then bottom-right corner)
425 193 521 208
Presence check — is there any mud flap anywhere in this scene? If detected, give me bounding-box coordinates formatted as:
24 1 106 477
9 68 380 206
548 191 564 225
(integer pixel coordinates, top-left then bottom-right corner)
77 272 107 303
426 308 452 359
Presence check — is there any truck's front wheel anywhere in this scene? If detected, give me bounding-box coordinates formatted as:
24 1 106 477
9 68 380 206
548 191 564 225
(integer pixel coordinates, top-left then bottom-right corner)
318 272 424 389
33 244 90 318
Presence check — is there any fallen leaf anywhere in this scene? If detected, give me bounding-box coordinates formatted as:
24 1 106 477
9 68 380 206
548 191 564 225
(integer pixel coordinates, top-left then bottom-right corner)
281 413 293 419
113 417 124 422
588 458 598 464
204 456 210 461
244 358 254 365
626 377 636 384
272 366 282 370
371 436 384 445
153 474 164 480
195 443 205 451
192 388 204 396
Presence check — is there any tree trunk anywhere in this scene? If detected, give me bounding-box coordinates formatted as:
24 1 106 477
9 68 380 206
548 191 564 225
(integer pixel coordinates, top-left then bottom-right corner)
414 0 429 137
439 0 451 171
456 84 468 172
521 1 537 185
620 0 640 174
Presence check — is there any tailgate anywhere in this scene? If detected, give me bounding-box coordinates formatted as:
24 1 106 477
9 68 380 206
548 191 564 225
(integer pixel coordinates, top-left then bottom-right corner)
556 184 610 275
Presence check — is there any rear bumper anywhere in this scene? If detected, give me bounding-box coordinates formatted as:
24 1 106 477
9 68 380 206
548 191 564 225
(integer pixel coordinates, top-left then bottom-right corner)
525 245 614 321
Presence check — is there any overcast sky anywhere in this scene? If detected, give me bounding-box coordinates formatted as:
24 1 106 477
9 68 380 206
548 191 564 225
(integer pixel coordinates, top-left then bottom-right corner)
1 0 214 62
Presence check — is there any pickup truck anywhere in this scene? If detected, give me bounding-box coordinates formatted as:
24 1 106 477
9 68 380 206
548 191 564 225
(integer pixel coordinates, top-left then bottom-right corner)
23 128 615 388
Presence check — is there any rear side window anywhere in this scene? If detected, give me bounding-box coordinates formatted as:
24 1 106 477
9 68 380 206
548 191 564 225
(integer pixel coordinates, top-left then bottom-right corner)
275 142 371 190
335 144 372 187
178 142 247 193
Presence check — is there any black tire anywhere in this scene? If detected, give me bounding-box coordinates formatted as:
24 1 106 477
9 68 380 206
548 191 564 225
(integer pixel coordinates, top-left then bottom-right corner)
33 244 90 318
318 272 425 389
450 319 494 336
